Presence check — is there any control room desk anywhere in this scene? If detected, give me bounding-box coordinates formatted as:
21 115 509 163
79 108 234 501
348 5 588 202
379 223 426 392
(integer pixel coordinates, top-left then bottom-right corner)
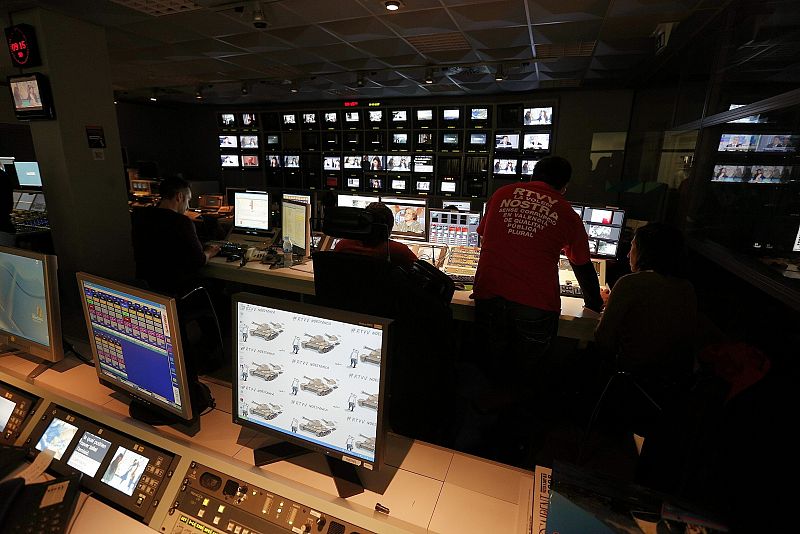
0 352 539 534
203 257 600 342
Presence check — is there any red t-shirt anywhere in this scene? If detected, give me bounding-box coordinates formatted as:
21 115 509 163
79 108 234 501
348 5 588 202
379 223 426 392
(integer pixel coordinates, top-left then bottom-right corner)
333 239 417 266
473 181 591 311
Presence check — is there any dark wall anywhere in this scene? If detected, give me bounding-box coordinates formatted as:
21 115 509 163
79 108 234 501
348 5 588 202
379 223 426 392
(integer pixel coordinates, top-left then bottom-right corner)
116 101 219 182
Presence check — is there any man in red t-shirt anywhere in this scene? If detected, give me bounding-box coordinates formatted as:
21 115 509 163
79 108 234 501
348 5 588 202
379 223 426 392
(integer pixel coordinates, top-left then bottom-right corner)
473 157 602 401
333 202 417 266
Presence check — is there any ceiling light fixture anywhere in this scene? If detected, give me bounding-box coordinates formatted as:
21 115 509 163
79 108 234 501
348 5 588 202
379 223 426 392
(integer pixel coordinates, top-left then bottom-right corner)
357 72 365 88
384 0 401 11
424 68 434 84
252 2 268 28
495 65 505 81
241 82 249 95
149 89 158 102
290 82 298 94
195 86 203 100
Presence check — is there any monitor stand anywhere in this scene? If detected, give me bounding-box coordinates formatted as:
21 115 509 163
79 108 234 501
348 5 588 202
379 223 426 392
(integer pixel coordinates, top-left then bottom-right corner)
128 381 214 437
253 442 364 498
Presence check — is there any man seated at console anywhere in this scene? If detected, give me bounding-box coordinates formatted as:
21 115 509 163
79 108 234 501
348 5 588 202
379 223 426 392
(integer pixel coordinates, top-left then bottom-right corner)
333 202 417 266
131 176 221 295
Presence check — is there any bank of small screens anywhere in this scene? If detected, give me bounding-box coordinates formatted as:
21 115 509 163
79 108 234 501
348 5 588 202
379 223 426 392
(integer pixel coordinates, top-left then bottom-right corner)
234 191 271 232
0 247 62 362
234 295 390 470
281 200 311 257
76 273 194 420
572 205 626 258
428 210 481 247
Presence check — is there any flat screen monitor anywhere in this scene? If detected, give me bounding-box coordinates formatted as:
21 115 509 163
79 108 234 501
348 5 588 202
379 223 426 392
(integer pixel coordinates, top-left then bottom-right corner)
282 113 297 125
242 155 260 168
745 165 790 184
391 110 407 122
282 200 311 257
365 155 385 172
346 177 361 189
416 132 434 150
523 107 552 125
76 273 196 421
469 107 489 121
386 155 411 172
520 159 538 175
11 191 21 208
368 110 383 123
344 111 360 123
495 133 519 150
233 295 390 471
368 177 384 191
7 73 55 120
390 178 407 191
221 154 240 167
756 134 797 153
302 113 316 125
469 133 487 146
428 209 481 247
323 112 338 125
283 155 300 168
323 156 341 171
717 134 759 152
345 133 360 147
439 179 458 194
266 135 280 146
218 135 237 149
241 113 258 127
336 193 378 209
416 109 433 122
523 133 550 151
580 206 626 259
265 154 282 169
493 158 518 175
240 135 258 149
382 196 427 241
392 133 409 148
442 108 460 121
415 180 431 192
711 165 745 183
0 246 63 362
234 191 271 233
13 161 42 187
442 132 460 147
413 155 434 174
218 113 236 127
343 156 362 170
441 201 471 211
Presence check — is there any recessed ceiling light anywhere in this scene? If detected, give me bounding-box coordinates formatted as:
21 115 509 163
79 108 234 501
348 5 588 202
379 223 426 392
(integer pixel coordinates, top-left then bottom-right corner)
424 68 434 84
384 0 401 11
495 65 505 81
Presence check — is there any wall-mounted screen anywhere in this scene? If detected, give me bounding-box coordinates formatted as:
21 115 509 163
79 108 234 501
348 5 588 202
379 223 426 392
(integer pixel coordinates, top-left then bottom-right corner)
415 180 431 192
469 133 487 146
416 109 433 121
386 155 411 172
323 112 338 125
756 134 797 153
416 132 434 150
219 135 237 148
283 156 300 168
368 177 383 190
523 107 552 125
365 155 386 172
221 155 240 167
282 113 297 125
493 158 518 175
470 107 489 120
727 104 761 124
439 179 458 194
346 177 361 189
241 113 257 127
494 133 519 150
442 132 460 146
218 113 236 127
717 134 759 152
392 133 408 148
368 110 383 123
242 155 260 168
240 135 258 149
302 113 316 124
523 133 550 151
343 156 362 169
266 154 282 168
711 165 745 182
266 134 280 146
442 108 460 121
391 179 407 191
391 110 408 123
520 159 538 175
323 156 341 171
345 111 360 123
413 155 434 174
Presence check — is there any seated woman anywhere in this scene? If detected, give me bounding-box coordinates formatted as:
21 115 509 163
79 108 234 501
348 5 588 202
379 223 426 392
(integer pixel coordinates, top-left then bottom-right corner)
333 202 417 266
594 223 698 400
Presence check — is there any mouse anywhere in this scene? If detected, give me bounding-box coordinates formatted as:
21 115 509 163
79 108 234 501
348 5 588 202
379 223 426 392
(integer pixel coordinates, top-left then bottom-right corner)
453 282 466 291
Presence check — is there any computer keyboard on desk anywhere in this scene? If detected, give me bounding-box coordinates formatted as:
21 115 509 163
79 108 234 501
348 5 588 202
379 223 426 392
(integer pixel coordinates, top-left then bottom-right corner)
216 242 248 258
560 283 583 298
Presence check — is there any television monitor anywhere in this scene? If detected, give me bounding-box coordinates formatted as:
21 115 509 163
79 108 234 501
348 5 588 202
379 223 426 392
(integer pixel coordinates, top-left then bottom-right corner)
343 156 362 170
282 113 297 125
302 113 316 125
281 200 311 257
391 133 409 149
386 155 411 172
746 165 790 184
428 209 481 247
345 132 361 150
520 159 538 175
413 155 434 174
717 134 759 152
302 133 320 151
322 112 339 129
415 179 432 193
218 113 236 127
14 161 42 187
283 131 302 150
365 132 385 150
495 133 519 150
323 156 341 171
282 193 311 205
239 135 258 149
493 158 518 175
346 177 361 189
382 196 427 241
365 155 386 172
265 154 282 169
580 206 626 259
368 110 384 124
416 132 434 151
325 176 339 189
390 178 407 191
233 191 271 234
415 109 434 127
469 107 489 121
0 246 63 362
241 113 258 127
242 155 260 168
266 134 280 147
523 133 550 151
711 165 745 183
469 132 487 146
756 134 797 153
344 111 361 124
283 155 300 169
441 132 460 149
76 272 207 425
391 110 408 123
233 295 390 475
442 108 460 121
11 191 21 208
727 104 760 124
439 178 458 194
221 154 240 167
7 73 55 120
322 132 340 149
368 177 384 191
523 107 552 125
218 135 238 148
337 193 378 209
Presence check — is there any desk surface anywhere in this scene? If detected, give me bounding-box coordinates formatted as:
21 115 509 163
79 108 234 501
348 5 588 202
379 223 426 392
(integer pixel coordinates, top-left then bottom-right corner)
204 257 600 341
0 352 537 534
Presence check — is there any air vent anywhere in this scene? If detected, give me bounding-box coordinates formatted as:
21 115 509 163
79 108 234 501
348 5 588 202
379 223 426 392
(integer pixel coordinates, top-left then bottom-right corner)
110 0 200 16
407 33 471 53
327 88 360 97
536 41 596 60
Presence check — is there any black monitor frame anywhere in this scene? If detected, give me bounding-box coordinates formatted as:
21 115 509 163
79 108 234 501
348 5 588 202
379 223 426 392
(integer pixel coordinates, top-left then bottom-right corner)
7 72 56 120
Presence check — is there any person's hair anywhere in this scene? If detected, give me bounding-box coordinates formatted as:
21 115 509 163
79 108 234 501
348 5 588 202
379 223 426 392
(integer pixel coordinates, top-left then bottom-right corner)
531 156 572 190
159 176 191 200
364 202 394 245
633 222 687 277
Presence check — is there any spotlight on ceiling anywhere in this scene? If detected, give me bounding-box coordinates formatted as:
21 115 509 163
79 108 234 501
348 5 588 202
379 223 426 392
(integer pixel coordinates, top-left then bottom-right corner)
494 65 505 81
195 86 204 100
357 72 365 88
384 0 401 11
252 2 268 28
149 89 158 102
241 83 249 95
290 82 298 94
424 68 434 84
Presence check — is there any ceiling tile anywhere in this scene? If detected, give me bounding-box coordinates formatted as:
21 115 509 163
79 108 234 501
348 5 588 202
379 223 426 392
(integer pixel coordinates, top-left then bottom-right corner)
157 9 252 37
380 9 460 36
106 28 164 50
217 32 292 53
282 0 372 22
476 45 535 60
528 0 610 23
379 54 429 67
466 27 532 48
355 38 421 57
532 20 603 44
608 0 699 18
304 43 372 63
320 18 398 42
448 1 529 30
267 25 344 47
117 18 206 43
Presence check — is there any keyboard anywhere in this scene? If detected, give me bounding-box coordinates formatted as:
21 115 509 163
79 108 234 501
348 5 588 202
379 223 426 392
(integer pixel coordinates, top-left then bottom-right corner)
441 246 480 284
216 241 248 258
560 283 583 298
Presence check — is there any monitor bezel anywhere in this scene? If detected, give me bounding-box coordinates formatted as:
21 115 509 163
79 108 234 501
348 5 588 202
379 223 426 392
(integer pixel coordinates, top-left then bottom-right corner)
0 246 63 362
281 199 312 257
232 293 391 471
7 72 56 121
233 190 272 234
76 272 194 420
13 161 43 188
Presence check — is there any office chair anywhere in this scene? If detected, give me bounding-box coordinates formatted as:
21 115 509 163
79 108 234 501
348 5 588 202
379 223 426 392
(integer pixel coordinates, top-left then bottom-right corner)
177 285 226 376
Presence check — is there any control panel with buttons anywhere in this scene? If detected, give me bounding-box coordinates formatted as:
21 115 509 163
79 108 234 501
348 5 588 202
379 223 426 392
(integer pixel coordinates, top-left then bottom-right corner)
0 380 41 444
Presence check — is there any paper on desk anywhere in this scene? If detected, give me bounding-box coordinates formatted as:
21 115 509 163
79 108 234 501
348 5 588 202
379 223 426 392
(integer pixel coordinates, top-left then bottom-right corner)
18 449 55 484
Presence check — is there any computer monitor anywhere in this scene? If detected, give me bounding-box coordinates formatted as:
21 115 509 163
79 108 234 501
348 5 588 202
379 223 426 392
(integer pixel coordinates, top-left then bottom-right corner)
218 135 238 149
13 161 42 187
428 209 481 247
523 133 550 152
413 155 434 174
580 206 626 259
281 200 311 257
0 246 63 362
323 156 341 171
386 155 411 172
336 193 378 209
76 273 209 427
239 135 259 149
493 158 518 175
494 133 519 151
381 196 427 241
233 294 390 477
233 191 271 235
7 73 56 120
523 107 552 125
